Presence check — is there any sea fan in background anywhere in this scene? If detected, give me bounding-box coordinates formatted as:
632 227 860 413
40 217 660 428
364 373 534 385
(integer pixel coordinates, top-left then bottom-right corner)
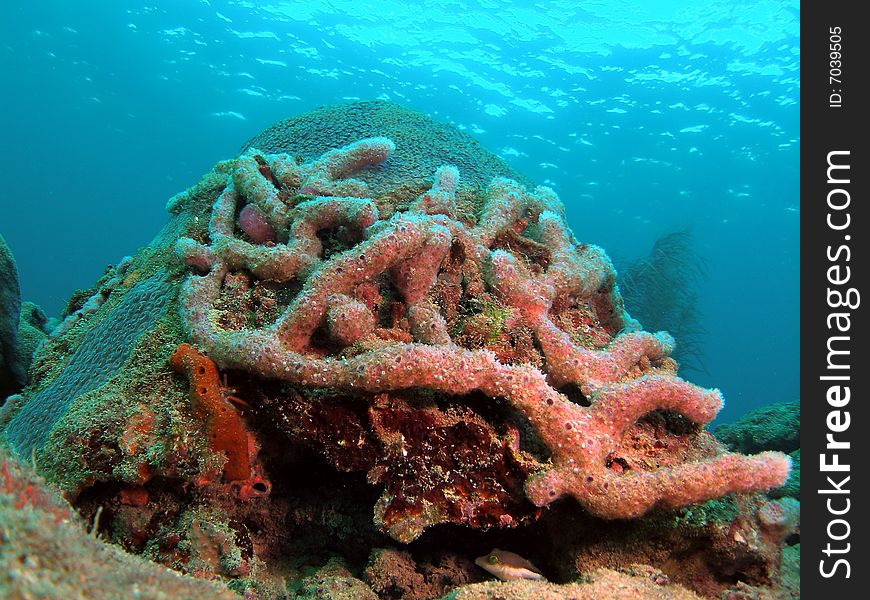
617 230 708 375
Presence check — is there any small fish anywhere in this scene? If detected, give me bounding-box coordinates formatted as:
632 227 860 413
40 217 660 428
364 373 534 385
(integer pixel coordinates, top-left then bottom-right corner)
475 548 546 581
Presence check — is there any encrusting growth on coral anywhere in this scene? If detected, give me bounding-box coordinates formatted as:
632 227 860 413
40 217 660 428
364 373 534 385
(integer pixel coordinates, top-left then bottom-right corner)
173 136 790 536
168 343 251 483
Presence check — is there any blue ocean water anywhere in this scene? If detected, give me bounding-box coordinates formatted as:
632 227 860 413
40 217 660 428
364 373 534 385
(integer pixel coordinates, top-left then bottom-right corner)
0 0 798 422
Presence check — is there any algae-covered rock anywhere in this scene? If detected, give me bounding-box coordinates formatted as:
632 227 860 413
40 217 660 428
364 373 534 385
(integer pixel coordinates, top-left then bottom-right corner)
714 401 799 454
10 302 52 387
1 234 24 398
291 558 379 600
0 448 237 600
0 236 54 400
715 401 800 499
441 566 703 600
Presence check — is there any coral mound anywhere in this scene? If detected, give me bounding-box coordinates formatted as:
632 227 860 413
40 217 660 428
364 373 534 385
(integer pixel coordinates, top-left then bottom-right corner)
0 102 794 597
175 134 789 538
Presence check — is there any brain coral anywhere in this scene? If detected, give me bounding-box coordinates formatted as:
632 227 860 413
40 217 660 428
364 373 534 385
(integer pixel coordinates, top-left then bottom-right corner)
5 272 174 457
239 100 533 201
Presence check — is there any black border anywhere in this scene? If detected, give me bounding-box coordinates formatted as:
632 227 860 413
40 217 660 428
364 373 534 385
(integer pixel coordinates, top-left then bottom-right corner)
802 4 868 596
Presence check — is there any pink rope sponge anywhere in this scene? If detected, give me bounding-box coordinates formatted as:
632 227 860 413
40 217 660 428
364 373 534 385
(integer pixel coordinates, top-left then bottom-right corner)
175 137 790 536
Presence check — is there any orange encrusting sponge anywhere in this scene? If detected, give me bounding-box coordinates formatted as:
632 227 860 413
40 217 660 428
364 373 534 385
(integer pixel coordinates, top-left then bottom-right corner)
169 343 251 482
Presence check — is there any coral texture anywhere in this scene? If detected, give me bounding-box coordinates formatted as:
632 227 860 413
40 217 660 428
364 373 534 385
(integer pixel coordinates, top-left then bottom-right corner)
715 401 799 454
174 136 790 538
239 100 534 199
5 271 174 457
715 401 800 499
0 448 237 600
11 302 53 387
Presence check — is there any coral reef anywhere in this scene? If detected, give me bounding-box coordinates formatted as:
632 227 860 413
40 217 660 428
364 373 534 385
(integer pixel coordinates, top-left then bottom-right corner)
0 102 796 598
774 450 800 499
174 136 789 537
292 558 380 600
